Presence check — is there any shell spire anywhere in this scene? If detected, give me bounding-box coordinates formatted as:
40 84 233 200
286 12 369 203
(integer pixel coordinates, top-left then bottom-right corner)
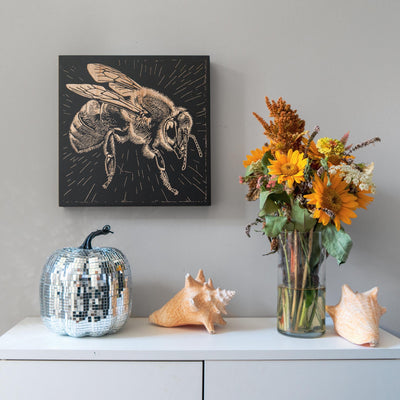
196 269 206 283
326 284 387 347
185 273 200 288
149 269 236 334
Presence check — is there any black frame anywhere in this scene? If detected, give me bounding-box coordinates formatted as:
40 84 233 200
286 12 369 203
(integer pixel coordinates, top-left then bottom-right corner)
59 55 210 206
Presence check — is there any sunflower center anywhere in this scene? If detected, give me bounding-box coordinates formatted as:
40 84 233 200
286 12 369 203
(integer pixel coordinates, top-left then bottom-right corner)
281 163 299 176
321 188 343 213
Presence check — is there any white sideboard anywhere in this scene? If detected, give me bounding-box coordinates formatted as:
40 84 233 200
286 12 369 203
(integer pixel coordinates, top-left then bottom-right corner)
1 318 399 400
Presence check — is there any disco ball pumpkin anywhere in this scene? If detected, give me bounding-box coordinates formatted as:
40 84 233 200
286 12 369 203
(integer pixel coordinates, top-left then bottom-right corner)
40 225 132 337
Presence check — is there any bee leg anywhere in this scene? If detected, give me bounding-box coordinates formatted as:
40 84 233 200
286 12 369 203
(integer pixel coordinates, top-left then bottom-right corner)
152 147 179 196
160 170 178 196
102 131 116 190
180 135 189 171
182 150 187 171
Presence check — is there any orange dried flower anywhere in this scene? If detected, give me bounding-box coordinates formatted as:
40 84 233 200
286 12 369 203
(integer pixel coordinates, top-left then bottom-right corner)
253 97 306 153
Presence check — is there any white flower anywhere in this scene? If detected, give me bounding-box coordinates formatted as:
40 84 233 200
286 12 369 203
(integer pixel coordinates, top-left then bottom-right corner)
329 162 375 193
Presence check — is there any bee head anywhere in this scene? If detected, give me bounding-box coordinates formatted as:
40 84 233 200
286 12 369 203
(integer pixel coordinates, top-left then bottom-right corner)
162 109 193 163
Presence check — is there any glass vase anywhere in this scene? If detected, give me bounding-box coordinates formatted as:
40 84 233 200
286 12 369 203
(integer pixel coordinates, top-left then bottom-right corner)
277 230 326 338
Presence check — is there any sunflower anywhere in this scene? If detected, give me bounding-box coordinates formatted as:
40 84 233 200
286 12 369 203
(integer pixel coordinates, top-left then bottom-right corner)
355 190 374 210
243 146 269 168
304 173 358 231
268 149 308 188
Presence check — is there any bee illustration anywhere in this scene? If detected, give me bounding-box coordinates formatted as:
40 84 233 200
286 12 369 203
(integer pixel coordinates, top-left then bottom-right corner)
66 63 203 195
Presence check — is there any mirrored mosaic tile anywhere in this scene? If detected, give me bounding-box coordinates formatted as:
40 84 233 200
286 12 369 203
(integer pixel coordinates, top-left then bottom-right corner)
40 247 132 337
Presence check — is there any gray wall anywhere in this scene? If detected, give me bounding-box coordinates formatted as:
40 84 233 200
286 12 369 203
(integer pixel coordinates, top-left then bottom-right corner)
1 0 399 336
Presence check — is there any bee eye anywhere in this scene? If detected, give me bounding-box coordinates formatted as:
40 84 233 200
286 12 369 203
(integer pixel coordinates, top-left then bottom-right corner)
165 120 176 142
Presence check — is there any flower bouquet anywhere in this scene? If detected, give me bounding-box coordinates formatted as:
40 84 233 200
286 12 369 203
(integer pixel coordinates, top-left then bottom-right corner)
240 97 380 337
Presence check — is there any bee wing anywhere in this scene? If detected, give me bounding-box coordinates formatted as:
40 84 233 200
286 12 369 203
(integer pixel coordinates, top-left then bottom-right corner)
66 84 143 114
87 63 142 91
109 82 138 97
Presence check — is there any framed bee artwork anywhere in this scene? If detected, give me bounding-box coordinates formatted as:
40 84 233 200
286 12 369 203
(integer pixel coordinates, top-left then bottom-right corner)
59 55 210 206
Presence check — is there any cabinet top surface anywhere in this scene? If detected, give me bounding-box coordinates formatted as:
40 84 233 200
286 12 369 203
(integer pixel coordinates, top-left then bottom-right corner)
1 318 399 361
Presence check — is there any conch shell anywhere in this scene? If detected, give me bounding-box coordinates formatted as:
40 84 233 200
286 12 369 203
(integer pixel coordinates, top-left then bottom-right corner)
149 269 236 334
326 284 386 347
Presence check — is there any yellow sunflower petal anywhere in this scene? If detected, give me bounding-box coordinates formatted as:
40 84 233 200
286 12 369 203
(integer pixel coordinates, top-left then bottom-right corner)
356 191 374 210
275 151 285 162
277 175 285 184
320 212 331 226
306 172 358 228
290 150 299 164
338 214 353 225
313 175 324 192
243 145 269 167
266 150 308 188
304 193 317 205
294 174 304 184
298 158 308 169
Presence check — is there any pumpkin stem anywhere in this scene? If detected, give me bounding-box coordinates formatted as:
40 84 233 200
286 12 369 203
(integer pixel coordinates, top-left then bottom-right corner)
79 225 113 249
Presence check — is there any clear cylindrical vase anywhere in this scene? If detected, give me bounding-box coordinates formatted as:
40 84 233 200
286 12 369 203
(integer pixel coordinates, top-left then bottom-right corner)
277 230 326 338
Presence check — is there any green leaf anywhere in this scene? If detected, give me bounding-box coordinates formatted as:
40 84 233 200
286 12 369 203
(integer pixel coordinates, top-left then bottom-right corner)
291 201 316 232
259 189 285 209
321 224 353 265
245 165 254 177
263 216 288 238
259 189 290 217
259 198 278 216
309 232 324 270
284 221 295 231
320 157 329 171
269 190 291 205
304 289 316 308
259 190 269 209
261 150 273 174
320 157 331 185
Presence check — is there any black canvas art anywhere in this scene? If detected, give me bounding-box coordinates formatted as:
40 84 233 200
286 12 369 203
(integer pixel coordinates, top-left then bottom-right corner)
59 56 210 206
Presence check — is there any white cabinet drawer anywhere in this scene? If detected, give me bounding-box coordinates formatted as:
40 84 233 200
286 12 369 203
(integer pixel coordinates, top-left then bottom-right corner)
205 360 400 400
0 360 202 400
2 319 400 400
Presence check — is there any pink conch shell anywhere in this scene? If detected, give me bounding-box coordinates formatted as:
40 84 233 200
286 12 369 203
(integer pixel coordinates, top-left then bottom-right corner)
326 284 386 347
149 269 236 334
